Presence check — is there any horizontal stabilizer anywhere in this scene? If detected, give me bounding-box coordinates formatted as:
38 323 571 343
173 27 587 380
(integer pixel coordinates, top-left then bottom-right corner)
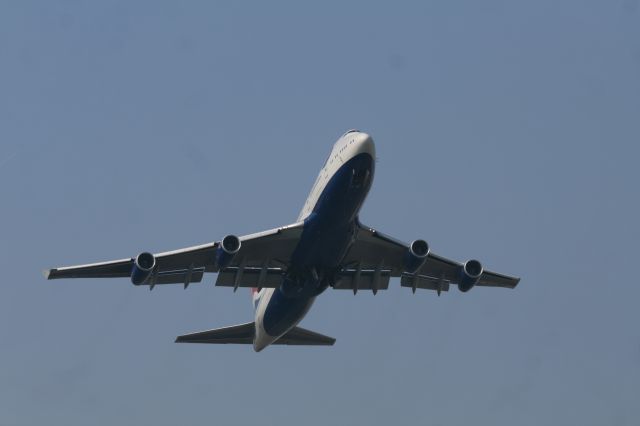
175 322 335 346
275 326 335 346
175 322 255 344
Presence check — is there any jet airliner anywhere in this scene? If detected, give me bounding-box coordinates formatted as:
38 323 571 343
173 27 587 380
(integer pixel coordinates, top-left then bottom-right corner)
45 130 519 351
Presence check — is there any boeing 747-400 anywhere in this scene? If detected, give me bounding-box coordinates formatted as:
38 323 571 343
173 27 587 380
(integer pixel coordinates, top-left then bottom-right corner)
45 130 519 351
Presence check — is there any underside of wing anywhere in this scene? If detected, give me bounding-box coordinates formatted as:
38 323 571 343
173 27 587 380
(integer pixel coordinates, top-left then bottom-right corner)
45 221 305 288
477 270 521 288
408 254 520 290
234 222 305 267
215 266 284 289
341 222 406 276
332 267 392 293
340 221 520 293
45 258 134 280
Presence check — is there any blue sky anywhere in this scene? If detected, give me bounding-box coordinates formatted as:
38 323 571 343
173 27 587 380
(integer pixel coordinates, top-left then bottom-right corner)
1 1 639 425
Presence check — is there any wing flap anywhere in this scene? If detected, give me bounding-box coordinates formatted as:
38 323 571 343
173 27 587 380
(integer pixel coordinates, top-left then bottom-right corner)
342 224 405 275
400 273 450 293
154 268 205 285
333 268 391 291
215 267 284 289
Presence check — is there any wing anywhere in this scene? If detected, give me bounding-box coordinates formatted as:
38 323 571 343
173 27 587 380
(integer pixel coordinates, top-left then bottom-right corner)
338 222 520 293
44 242 216 285
45 221 305 288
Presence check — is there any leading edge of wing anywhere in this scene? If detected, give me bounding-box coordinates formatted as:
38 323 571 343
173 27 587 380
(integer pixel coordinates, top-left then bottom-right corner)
237 220 306 243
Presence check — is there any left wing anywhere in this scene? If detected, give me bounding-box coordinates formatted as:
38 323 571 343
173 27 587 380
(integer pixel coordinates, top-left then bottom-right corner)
44 242 216 285
337 222 520 293
45 221 305 288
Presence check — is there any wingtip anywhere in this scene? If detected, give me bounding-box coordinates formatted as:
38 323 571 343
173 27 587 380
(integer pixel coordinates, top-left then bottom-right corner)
42 269 52 280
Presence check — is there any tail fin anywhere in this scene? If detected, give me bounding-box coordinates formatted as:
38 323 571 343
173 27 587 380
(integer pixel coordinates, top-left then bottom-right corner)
250 288 260 311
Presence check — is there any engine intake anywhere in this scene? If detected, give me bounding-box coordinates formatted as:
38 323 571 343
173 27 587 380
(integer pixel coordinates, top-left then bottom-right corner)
403 239 430 274
131 252 156 285
216 235 241 269
458 259 483 292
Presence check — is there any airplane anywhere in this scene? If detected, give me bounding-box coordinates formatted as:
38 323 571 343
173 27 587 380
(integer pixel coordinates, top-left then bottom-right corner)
45 130 520 351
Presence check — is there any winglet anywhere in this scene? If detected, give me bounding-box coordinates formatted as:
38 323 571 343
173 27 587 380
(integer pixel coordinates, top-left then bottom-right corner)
43 269 52 280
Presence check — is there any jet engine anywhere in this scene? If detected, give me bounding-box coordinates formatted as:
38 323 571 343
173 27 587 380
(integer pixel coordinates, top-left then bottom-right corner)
458 259 483 292
131 252 156 285
403 239 430 274
216 235 241 269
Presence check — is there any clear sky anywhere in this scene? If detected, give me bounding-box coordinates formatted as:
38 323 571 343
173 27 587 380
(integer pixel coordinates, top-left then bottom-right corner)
1 1 639 425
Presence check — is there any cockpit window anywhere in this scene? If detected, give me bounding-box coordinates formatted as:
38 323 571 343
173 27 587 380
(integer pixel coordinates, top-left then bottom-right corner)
343 129 360 136
351 168 370 189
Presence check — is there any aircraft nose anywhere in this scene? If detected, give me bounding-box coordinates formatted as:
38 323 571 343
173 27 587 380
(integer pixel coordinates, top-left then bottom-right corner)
355 132 375 158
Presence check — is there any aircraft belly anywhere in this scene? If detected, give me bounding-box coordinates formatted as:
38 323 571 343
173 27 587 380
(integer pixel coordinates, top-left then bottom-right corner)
292 152 374 269
262 290 316 338
258 152 374 348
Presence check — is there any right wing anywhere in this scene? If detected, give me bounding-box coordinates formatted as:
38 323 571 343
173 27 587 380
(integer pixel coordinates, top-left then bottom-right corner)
338 222 520 293
45 221 305 288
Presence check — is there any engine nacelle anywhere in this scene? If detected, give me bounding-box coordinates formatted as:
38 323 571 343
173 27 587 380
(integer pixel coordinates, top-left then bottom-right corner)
216 235 241 269
403 239 430 274
458 259 483 292
131 252 156 285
